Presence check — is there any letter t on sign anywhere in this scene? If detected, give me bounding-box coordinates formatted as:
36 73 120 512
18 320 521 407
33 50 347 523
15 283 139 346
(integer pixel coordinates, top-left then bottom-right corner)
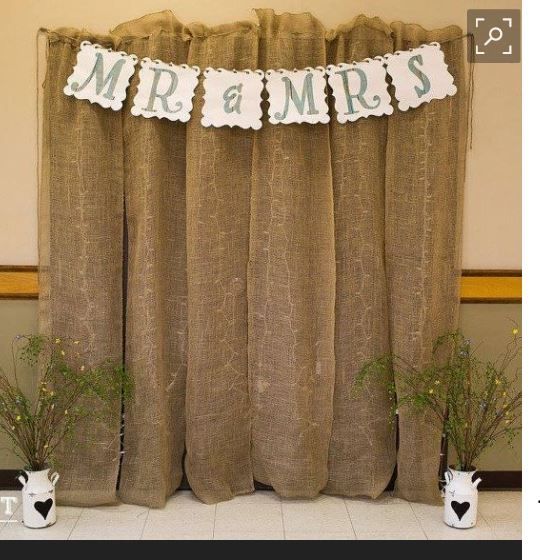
1 496 18 516
64 41 138 110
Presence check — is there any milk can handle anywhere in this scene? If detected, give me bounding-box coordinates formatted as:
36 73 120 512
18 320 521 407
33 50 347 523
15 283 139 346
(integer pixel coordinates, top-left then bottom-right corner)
50 472 60 487
441 470 452 497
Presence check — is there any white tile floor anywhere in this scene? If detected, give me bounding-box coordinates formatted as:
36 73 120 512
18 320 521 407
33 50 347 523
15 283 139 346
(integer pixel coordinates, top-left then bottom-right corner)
0 490 521 540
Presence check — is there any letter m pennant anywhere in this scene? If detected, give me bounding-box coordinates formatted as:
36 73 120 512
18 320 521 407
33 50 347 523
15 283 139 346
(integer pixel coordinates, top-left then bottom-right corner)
64 41 138 110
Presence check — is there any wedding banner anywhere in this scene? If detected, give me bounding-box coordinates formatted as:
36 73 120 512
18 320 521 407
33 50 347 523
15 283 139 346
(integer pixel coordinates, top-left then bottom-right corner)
64 40 457 127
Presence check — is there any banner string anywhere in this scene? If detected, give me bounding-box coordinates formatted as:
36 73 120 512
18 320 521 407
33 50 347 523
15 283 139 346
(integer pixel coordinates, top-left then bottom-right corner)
36 28 44 254
35 27 474 149
465 33 475 151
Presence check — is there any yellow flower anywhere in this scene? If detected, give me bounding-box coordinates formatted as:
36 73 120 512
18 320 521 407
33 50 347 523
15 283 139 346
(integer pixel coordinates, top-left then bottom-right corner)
43 444 48 449
512 328 519 336
50 391 55 397
55 338 61 344
428 389 434 394
60 350 65 356
495 379 501 385
74 340 80 345
64 410 68 415
435 380 441 385
502 391 507 397
16 415 21 421
80 365 85 372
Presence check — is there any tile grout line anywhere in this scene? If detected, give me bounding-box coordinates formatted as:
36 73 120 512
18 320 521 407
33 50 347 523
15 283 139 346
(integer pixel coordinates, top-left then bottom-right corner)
409 503 430 540
280 496 286 540
480 492 523 538
343 499 359 540
476 511 497 539
212 502 216 540
66 508 85 540
138 507 151 540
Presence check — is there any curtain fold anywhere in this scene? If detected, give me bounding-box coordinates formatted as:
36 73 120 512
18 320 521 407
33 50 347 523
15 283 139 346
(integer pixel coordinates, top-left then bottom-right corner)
112 25 190 508
386 22 467 503
183 21 259 504
324 17 396 499
39 9 467 507
40 31 124 506
248 8 336 498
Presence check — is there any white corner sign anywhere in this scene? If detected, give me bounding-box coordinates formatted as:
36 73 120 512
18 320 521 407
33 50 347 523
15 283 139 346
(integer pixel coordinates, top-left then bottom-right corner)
201 68 264 129
265 67 329 125
326 59 393 123
64 41 138 111
384 42 457 112
131 58 199 122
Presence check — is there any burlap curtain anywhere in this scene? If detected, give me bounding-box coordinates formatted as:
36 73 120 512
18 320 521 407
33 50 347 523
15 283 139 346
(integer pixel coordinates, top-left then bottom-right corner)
39 9 467 508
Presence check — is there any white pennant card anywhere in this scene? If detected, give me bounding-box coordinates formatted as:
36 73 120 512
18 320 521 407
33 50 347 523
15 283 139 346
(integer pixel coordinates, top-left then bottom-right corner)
326 59 393 123
384 42 457 112
265 67 329 125
64 41 138 110
131 58 199 122
201 68 264 129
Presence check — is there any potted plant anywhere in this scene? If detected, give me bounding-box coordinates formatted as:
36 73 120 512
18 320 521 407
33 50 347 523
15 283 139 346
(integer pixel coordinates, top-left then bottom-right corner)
354 328 521 529
0 335 131 528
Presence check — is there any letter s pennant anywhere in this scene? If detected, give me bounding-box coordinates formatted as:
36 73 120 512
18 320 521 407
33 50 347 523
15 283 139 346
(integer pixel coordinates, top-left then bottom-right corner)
384 42 457 112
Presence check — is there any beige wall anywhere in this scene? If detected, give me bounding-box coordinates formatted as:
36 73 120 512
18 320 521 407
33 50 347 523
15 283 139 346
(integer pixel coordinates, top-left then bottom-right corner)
0 301 38 469
0 0 521 268
458 304 522 471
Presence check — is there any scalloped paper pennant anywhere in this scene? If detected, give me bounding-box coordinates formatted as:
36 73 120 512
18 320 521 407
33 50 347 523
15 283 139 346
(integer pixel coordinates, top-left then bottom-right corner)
384 42 457 112
131 58 199 122
327 59 393 123
265 67 329 125
201 68 264 129
64 41 138 111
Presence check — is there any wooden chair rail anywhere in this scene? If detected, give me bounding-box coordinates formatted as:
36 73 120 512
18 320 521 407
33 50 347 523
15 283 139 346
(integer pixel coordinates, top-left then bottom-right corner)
0 266 522 303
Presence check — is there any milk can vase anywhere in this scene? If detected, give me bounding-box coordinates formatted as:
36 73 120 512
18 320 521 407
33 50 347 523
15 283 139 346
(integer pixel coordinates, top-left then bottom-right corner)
17 468 60 528
443 466 481 529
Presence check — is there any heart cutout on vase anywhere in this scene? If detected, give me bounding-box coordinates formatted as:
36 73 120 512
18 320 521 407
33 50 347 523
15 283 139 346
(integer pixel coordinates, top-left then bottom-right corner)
34 498 53 520
451 500 470 521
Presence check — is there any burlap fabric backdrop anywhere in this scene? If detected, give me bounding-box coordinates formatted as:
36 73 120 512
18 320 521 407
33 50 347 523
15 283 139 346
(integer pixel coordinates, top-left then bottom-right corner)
39 9 467 507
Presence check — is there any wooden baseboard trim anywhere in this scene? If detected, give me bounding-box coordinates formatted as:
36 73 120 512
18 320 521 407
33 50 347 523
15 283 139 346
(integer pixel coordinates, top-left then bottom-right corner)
0 267 523 303
475 470 522 490
0 469 522 492
0 470 21 490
